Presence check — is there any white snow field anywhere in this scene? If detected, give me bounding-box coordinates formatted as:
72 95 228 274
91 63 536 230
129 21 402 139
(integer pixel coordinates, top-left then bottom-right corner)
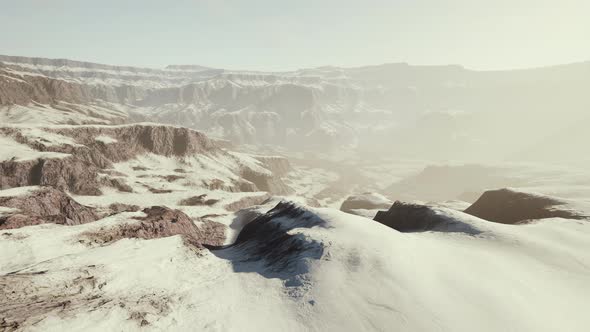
1 201 589 331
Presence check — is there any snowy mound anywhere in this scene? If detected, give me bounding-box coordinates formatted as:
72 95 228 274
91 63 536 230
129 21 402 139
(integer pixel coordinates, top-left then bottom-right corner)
340 192 392 217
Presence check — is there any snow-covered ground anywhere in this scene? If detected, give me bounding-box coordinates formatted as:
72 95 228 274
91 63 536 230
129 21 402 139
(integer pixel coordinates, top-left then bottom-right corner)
1 202 589 331
2 55 590 331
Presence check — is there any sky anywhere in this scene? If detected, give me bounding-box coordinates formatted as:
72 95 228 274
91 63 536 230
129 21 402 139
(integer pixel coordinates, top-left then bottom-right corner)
0 0 588 71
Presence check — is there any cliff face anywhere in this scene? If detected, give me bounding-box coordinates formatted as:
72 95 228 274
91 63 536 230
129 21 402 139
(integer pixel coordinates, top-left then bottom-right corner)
0 124 293 196
0 186 98 229
4 55 589 159
0 70 92 105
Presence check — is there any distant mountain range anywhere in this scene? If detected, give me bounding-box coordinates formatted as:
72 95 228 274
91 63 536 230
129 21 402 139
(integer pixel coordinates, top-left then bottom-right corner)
1 55 588 162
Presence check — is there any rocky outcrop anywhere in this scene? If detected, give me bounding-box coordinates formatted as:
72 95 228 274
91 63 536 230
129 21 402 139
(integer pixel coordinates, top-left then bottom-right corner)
50 124 218 158
464 188 588 224
224 193 271 212
214 201 326 279
0 187 98 229
0 156 102 195
373 201 481 234
0 67 94 105
178 194 219 206
82 206 225 249
374 201 443 232
1 124 290 195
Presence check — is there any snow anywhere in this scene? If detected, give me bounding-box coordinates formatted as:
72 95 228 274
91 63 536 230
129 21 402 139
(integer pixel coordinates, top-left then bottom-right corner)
18 127 81 147
0 135 70 161
94 135 117 144
0 185 40 197
2 55 590 330
2 202 589 331
0 206 19 217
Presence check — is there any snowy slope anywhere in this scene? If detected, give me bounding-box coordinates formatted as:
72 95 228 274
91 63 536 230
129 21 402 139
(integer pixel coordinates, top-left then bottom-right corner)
1 200 589 331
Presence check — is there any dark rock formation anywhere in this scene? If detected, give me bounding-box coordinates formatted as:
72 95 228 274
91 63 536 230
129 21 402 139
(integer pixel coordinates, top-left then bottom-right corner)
83 206 225 249
464 188 587 224
374 201 444 232
213 201 326 282
0 187 98 229
374 201 481 234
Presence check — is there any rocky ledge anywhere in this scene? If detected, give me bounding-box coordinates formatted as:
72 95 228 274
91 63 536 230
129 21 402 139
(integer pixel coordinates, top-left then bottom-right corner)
0 186 98 229
82 206 225 250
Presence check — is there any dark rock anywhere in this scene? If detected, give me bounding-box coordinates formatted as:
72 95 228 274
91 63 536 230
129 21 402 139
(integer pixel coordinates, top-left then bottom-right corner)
214 201 326 279
464 188 587 224
374 201 443 232
374 201 481 234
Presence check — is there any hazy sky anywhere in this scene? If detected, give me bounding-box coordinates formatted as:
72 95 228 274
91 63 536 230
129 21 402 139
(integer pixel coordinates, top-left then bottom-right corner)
1 0 588 70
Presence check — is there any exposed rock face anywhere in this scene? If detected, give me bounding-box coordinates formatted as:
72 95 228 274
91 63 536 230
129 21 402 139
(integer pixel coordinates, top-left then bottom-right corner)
216 201 326 277
0 124 292 195
3 55 590 159
178 194 219 206
224 193 271 212
373 201 481 234
374 201 443 232
464 188 588 224
0 65 95 105
340 192 392 215
0 187 98 229
83 206 225 249
0 157 102 195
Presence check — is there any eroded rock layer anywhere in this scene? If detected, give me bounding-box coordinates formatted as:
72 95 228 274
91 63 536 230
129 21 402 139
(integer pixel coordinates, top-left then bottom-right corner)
0 186 98 229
